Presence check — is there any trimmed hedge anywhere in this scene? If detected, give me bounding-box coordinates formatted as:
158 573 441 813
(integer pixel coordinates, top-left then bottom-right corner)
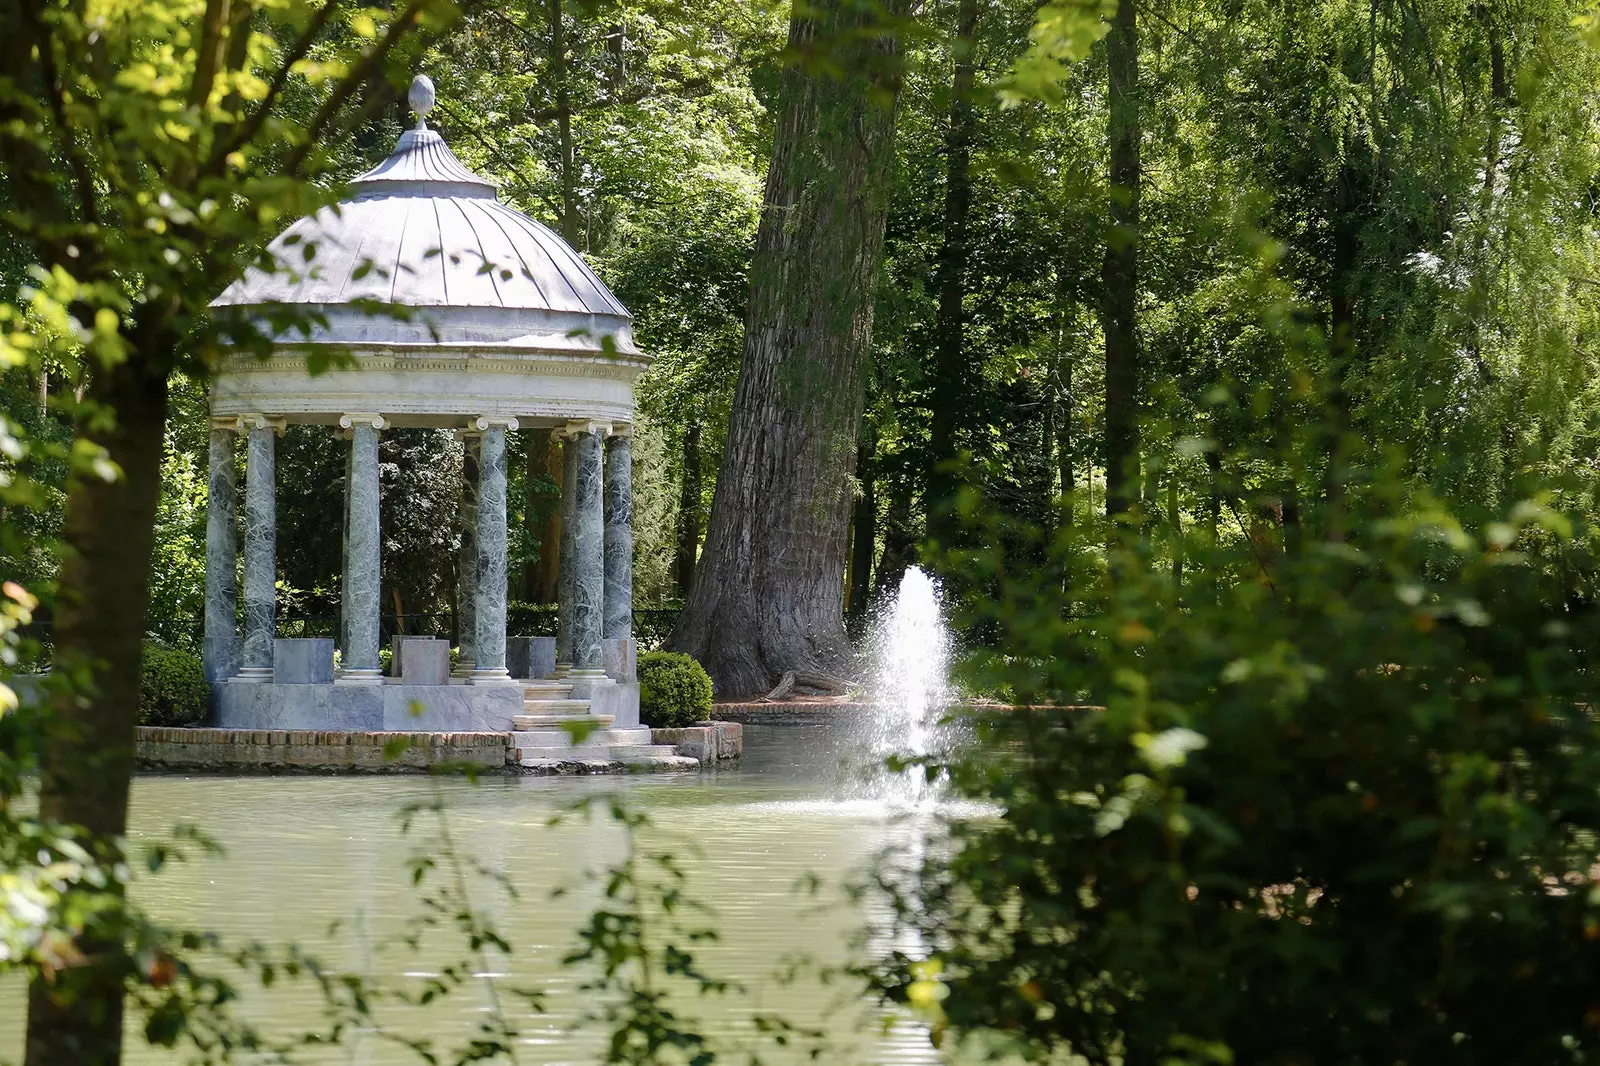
139 641 209 726
637 651 712 728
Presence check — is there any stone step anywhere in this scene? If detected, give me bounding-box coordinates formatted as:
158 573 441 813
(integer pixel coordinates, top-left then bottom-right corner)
620 754 701 773
517 756 622 772
510 729 577 748
522 698 591 716
584 727 651 746
522 681 573 697
513 745 581 761
609 744 683 759
512 712 615 730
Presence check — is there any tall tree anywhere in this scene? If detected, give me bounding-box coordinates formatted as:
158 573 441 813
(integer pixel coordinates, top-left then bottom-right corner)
1101 0 1139 519
925 0 982 548
0 2 457 1061
668 0 907 696
674 421 703 598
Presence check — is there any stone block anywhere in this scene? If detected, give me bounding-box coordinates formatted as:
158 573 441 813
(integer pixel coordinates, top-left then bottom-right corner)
390 634 433 676
400 638 450 685
507 636 557 679
590 680 640 728
273 639 335 684
602 638 637 683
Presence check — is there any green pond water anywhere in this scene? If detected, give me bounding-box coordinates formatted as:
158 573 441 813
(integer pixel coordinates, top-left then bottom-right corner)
2 723 950 1065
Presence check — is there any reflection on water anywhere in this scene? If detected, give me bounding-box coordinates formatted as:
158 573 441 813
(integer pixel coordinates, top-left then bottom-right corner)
0 724 958 1065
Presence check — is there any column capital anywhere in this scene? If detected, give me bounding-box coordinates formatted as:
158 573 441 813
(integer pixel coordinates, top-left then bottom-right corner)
555 418 611 439
607 422 634 439
472 415 520 432
338 412 389 431
234 413 286 436
210 415 243 434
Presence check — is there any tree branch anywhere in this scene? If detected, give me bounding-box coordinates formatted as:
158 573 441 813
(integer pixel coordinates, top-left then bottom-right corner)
204 0 345 174
281 0 433 175
20 0 100 227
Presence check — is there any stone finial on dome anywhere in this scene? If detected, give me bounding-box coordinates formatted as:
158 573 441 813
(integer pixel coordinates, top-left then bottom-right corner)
408 74 436 130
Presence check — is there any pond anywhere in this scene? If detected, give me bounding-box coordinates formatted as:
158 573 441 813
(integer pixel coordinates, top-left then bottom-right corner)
2 722 951 1065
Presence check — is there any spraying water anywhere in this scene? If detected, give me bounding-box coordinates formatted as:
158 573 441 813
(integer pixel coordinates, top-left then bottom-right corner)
860 566 953 806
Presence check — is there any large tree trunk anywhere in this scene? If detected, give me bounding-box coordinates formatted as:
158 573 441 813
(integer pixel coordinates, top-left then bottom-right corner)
673 421 702 599
925 0 979 549
26 341 171 1066
667 0 904 696
1101 0 1140 520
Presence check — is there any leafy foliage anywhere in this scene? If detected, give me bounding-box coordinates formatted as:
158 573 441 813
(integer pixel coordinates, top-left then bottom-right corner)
873 496 1600 1062
137 642 209 727
638 651 714 727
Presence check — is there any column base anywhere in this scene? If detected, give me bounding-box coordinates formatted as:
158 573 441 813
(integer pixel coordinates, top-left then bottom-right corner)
567 669 615 699
335 668 383 686
233 667 273 684
469 667 518 685
451 659 476 679
553 662 573 679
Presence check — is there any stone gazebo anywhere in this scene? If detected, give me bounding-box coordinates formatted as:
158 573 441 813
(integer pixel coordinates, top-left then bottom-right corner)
202 76 661 766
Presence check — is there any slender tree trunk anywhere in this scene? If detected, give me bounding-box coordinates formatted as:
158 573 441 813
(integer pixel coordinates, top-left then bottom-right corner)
523 433 547 601
549 0 580 247
667 0 905 695
537 439 563 604
1324 155 1359 542
25 340 171 1066
876 479 914 594
1102 0 1140 521
847 426 877 624
673 421 702 599
1050 273 1075 529
925 0 980 549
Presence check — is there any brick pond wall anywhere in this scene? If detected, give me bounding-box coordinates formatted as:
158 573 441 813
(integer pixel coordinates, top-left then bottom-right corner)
137 727 509 773
136 723 743 774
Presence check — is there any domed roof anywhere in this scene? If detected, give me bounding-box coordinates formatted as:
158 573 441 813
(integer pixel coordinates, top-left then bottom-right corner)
213 92 629 320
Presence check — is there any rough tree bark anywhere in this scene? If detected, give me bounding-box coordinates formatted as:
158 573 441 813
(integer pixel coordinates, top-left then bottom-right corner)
1102 0 1140 520
26 323 172 1066
667 0 905 696
925 0 980 549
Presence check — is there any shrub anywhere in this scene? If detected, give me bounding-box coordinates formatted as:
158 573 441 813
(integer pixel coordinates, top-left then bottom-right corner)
139 641 209 726
638 651 713 727
874 501 1600 1063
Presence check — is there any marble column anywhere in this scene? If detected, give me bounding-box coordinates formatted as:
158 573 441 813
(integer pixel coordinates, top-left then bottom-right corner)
570 424 607 676
470 417 518 684
603 428 633 640
339 439 353 658
554 432 578 677
338 415 384 684
453 432 481 677
203 421 239 684
237 416 280 682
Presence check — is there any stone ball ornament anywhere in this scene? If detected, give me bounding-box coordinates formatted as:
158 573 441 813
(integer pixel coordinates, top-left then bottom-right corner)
408 73 436 128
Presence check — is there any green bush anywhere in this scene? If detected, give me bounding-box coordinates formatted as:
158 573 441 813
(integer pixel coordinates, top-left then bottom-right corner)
139 641 209 726
638 651 713 727
874 501 1600 1063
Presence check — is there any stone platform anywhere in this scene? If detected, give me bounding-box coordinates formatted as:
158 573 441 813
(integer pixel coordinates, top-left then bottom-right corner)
136 721 741 775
